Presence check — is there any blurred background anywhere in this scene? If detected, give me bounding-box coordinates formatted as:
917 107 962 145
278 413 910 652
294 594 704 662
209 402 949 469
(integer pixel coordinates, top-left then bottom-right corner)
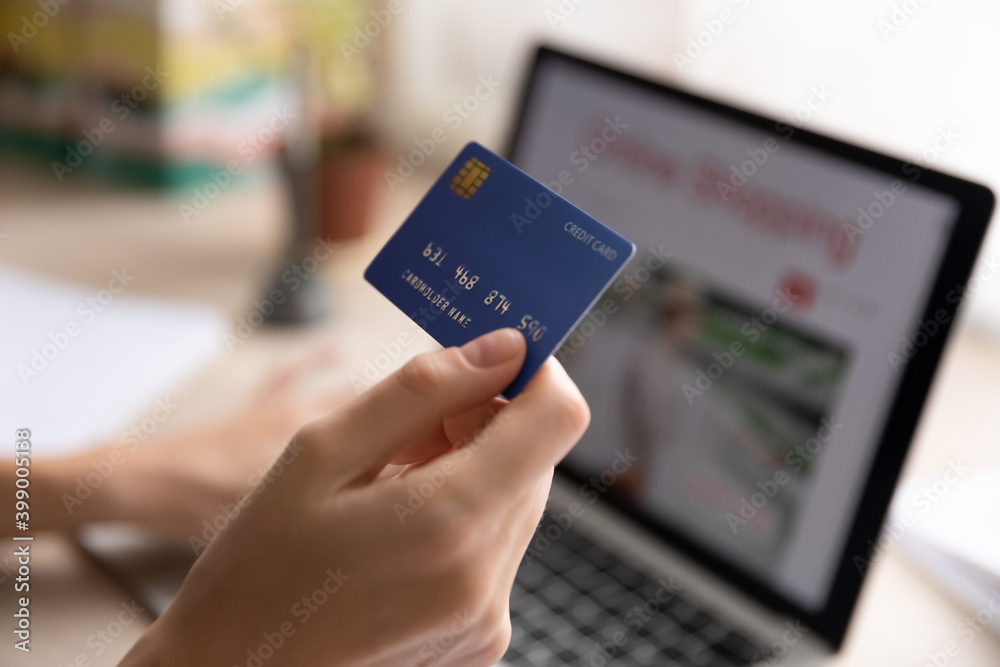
2 0 999 665
4 0 1000 324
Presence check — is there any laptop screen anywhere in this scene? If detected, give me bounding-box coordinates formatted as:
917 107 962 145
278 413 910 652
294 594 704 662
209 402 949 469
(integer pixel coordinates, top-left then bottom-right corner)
508 49 967 618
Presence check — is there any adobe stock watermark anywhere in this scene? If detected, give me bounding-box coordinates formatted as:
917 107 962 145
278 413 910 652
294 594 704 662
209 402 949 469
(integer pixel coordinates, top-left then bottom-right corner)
51 67 169 182
384 75 502 192
843 126 959 246
179 106 295 223
340 0 404 61
726 417 843 534
189 439 306 556
715 85 834 202
853 460 970 575
579 449 640 504
877 0 932 40
747 620 810 667
523 449 640 567
212 0 244 19
54 600 146 665
224 239 338 351
622 577 684 631
408 275 466 332
775 85 836 137
236 567 351 667
682 287 801 404
512 115 629 234
393 408 509 524
415 610 477 666
545 0 591 29
61 397 180 515
522 504 586 567
673 0 755 71
348 331 414 393
549 114 629 193
17 268 134 386
888 255 999 372
581 577 684 667
556 245 673 364
6 0 71 54
918 590 1000 667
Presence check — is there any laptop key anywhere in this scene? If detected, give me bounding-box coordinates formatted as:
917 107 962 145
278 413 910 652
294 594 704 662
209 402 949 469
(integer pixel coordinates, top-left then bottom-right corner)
556 648 582 664
700 621 731 644
676 636 711 666
608 562 649 589
644 624 685 651
597 619 631 643
630 639 662 666
580 544 621 570
669 600 700 624
612 654 645 667
539 579 577 608
551 626 584 651
713 630 765 664
592 582 636 612
568 569 612 595
510 586 535 611
524 643 557 666
533 612 573 640
561 560 600 584
568 597 605 626
516 563 551 589
700 655 742 667
537 540 575 566
642 611 682 634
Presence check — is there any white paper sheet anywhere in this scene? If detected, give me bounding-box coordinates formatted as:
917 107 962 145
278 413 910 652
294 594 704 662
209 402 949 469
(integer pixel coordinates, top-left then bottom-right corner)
0 265 227 456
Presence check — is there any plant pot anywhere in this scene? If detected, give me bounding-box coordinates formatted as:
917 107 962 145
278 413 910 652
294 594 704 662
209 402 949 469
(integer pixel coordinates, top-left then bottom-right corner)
316 142 384 242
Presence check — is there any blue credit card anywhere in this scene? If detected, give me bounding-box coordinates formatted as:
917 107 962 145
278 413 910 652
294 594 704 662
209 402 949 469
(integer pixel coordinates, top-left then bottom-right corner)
365 142 636 398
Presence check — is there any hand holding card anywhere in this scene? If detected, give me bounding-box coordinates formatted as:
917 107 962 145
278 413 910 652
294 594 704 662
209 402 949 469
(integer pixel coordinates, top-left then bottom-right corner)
365 142 636 397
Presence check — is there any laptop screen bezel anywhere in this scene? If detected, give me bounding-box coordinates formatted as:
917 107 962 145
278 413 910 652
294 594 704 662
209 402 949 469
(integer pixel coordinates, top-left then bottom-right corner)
505 45 995 649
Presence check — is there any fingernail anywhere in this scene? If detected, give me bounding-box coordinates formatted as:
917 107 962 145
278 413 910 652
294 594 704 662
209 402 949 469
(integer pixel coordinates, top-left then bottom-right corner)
459 329 522 367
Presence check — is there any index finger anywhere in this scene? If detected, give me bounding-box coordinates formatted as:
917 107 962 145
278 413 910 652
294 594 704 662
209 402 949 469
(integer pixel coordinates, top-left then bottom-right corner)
303 328 526 483
419 357 590 499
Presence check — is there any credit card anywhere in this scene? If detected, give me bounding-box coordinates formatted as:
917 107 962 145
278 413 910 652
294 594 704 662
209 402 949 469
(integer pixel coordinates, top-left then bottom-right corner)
365 142 635 398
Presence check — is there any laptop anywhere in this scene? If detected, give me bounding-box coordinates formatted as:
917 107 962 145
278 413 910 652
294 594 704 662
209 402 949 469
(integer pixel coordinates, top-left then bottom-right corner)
498 46 995 666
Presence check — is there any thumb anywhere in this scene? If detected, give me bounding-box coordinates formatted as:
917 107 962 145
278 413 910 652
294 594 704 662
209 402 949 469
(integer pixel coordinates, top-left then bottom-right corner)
306 328 526 483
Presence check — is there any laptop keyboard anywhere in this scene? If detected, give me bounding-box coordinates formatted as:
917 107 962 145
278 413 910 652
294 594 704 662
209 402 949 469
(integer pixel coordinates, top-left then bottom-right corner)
502 515 767 666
